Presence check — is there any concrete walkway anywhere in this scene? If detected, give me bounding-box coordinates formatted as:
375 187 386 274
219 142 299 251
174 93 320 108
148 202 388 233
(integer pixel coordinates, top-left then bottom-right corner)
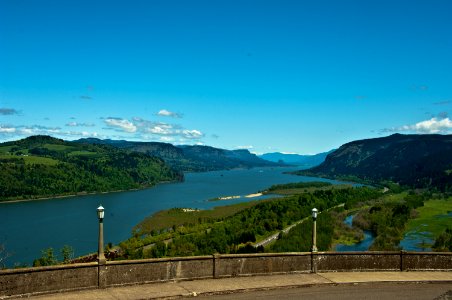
28 272 452 300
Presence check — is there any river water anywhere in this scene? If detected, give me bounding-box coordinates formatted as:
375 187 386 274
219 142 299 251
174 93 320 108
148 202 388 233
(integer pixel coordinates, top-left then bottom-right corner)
335 215 375 251
1 167 345 267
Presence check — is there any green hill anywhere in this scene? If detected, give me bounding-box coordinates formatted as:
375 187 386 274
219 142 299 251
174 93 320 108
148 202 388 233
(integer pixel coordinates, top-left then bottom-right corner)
295 134 452 191
0 135 183 201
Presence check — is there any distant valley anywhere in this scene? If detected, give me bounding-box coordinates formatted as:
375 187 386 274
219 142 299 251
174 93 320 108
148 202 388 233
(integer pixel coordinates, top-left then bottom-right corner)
259 150 333 169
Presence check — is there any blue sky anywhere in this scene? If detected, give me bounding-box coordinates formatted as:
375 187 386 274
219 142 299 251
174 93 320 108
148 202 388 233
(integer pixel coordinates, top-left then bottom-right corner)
1 0 451 154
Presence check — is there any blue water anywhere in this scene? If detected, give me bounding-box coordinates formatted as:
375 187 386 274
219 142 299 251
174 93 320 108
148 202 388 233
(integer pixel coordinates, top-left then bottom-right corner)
335 215 375 251
399 229 434 251
0 167 346 267
398 211 452 251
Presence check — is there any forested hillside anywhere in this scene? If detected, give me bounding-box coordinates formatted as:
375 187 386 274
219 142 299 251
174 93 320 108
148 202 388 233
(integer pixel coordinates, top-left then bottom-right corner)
0 136 182 201
77 138 280 171
295 134 452 191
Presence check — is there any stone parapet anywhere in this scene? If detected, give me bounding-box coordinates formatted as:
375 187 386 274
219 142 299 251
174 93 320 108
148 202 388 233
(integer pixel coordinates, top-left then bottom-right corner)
1 252 451 298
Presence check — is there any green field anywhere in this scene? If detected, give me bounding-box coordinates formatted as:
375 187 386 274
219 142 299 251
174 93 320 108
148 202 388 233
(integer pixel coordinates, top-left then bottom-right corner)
22 155 59 165
267 184 352 195
42 144 75 151
135 200 271 234
67 150 101 157
0 153 59 165
406 198 452 237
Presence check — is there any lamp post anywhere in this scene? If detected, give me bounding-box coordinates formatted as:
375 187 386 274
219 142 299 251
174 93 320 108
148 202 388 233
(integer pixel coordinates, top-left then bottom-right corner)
97 205 106 264
311 208 318 252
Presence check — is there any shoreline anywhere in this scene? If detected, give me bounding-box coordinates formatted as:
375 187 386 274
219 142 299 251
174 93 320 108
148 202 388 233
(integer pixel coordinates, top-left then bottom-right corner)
0 166 297 205
208 192 265 202
0 180 180 205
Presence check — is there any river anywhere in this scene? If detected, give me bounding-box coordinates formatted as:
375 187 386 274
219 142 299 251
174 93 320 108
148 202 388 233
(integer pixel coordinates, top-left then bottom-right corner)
1 167 346 267
335 215 375 251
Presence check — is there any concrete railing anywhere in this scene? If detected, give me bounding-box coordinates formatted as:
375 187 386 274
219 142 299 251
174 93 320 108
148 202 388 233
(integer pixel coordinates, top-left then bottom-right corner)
1 251 451 298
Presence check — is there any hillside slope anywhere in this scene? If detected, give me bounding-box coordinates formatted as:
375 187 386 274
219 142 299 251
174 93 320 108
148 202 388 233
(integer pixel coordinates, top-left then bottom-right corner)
0 136 182 201
296 134 452 190
77 138 280 171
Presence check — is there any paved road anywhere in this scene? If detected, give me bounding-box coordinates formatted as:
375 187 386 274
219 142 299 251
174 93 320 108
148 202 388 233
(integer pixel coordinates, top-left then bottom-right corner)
199 283 452 300
29 271 452 300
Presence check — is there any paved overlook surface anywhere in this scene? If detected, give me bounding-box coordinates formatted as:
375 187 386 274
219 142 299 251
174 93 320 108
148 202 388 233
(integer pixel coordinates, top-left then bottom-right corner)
28 272 452 300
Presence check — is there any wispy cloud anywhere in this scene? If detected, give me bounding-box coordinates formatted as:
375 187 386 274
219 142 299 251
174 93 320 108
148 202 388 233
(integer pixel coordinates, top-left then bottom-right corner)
159 136 175 142
66 122 96 127
411 84 429 91
80 95 92 100
157 109 183 118
0 125 16 133
355 95 367 100
104 117 137 133
0 108 19 115
0 124 100 139
433 100 451 106
235 145 254 150
381 117 452 134
182 129 203 139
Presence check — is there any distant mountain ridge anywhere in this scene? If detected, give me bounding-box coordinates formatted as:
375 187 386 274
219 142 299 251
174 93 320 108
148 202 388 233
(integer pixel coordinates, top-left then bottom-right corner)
259 150 333 169
296 134 452 190
77 138 280 172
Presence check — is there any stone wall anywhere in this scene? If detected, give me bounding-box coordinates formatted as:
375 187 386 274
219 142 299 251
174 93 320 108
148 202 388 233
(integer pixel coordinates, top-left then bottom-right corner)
1 252 451 298
315 252 401 272
105 256 213 286
214 253 311 277
0 263 98 298
402 252 452 271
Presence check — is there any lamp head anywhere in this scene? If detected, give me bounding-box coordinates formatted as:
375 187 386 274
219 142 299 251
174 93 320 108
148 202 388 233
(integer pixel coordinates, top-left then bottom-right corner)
97 205 105 220
312 208 318 220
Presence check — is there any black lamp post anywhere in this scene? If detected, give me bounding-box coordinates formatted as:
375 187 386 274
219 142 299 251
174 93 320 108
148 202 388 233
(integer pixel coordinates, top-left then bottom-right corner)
97 205 106 264
311 208 318 252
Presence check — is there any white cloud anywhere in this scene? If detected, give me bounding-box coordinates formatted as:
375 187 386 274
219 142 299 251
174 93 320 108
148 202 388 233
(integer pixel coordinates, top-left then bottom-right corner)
235 145 254 150
148 124 174 135
0 125 16 133
182 129 204 139
160 136 175 142
157 109 183 118
382 117 452 134
131 117 204 141
104 118 137 133
0 123 102 140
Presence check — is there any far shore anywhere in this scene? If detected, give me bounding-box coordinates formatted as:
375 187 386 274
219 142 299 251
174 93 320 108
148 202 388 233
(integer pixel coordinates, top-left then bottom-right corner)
0 180 179 205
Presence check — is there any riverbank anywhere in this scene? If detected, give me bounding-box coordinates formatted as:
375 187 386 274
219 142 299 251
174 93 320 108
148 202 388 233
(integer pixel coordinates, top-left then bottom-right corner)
0 180 181 204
